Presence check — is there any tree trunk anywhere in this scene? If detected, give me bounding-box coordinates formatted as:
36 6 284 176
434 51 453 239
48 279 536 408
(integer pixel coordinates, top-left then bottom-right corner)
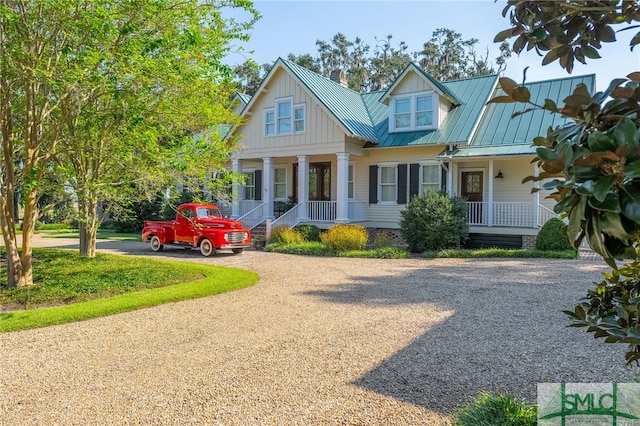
78 196 98 257
18 188 39 287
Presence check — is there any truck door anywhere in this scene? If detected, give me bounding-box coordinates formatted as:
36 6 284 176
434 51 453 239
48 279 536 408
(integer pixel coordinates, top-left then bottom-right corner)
175 207 196 243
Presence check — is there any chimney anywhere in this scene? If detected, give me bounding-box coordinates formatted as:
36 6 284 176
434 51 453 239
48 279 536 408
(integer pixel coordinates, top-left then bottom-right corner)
329 69 348 88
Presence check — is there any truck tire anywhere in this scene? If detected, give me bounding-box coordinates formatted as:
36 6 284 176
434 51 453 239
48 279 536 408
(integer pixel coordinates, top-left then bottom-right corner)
200 238 215 257
232 248 244 254
150 235 164 252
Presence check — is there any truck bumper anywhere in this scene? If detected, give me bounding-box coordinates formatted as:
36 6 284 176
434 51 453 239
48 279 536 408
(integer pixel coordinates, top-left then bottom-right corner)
219 243 252 249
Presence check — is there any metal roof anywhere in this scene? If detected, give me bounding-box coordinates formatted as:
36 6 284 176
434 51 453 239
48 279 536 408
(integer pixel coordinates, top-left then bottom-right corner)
438 144 536 158
236 92 251 105
363 74 498 147
469 74 596 148
379 63 462 106
280 59 378 141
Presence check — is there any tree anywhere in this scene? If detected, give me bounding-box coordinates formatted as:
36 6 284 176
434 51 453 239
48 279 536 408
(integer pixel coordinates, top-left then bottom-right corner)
493 0 640 363
0 0 259 284
416 28 510 81
369 35 412 91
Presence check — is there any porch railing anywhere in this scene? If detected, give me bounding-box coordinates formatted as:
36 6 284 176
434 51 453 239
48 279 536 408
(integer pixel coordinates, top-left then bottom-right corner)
237 202 267 230
467 202 558 228
270 203 302 229
307 201 337 221
238 200 264 217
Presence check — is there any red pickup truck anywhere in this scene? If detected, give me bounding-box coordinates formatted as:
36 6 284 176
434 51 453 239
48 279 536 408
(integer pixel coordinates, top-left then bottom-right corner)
141 203 251 256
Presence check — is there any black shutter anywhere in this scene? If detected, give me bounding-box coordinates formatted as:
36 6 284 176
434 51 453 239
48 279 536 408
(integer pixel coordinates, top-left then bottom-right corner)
397 163 408 204
254 170 262 201
409 163 419 200
368 165 378 204
441 164 447 192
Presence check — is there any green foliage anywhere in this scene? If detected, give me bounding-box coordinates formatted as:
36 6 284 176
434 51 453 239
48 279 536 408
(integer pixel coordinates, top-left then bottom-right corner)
269 225 304 245
294 224 322 242
496 1 640 73
400 191 469 252
0 249 258 332
422 248 577 259
535 218 575 251
320 224 368 252
265 242 333 256
566 261 640 364
339 247 409 259
372 232 394 249
451 391 536 426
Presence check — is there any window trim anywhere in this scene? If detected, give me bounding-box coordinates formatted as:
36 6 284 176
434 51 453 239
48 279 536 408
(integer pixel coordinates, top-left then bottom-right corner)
264 97 306 137
389 91 439 133
419 161 441 194
378 162 398 205
273 165 287 201
243 168 256 201
348 161 355 200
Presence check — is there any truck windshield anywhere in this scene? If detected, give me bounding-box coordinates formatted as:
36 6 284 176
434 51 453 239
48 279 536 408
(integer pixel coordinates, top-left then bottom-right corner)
196 207 222 219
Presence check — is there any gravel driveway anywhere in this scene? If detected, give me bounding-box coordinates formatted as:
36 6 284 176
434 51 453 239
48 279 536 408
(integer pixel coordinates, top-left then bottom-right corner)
0 236 637 425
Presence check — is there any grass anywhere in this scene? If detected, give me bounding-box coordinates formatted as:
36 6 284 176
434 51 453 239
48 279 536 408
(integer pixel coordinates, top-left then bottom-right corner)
264 241 410 258
422 248 577 259
0 249 259 332
39 229 140 241
451 391 537 426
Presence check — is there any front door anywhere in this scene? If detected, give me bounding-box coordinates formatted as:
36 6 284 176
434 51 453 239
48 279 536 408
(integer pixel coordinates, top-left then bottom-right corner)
461 171 483 224
294 162 331 201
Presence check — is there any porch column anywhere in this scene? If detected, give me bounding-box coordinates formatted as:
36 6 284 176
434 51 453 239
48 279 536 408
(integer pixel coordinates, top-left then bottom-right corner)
262 157 275 219
297 155 309 220
336 152 350 223
533 164 540 228
231 158 242 218
449 163 457 196
488 160 494 227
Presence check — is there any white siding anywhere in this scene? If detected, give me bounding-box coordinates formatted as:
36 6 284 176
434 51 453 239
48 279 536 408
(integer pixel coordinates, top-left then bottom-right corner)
234 68 347 159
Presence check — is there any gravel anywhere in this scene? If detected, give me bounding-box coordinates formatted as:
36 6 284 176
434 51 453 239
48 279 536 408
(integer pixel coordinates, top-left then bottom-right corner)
0 237 637 425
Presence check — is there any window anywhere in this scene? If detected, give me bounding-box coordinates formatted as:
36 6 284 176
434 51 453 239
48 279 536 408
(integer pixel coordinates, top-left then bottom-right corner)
379 165 397 203
264 110 275 136
394 98 411 129
274 166 287 200
389 91 438 132
294 105 305 133
264 98 306 136
348 163 354 199
421 164 440 193
244 170 255 200
277 100 291 134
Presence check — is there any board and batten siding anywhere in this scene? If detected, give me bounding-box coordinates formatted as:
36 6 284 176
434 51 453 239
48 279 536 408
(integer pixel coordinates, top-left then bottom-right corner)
234 68 347 159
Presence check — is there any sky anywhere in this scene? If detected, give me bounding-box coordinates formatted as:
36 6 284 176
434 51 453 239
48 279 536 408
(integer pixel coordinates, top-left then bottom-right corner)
227 0 640 91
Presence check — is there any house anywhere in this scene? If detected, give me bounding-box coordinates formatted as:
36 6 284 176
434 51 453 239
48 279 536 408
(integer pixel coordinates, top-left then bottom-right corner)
226 57 594 249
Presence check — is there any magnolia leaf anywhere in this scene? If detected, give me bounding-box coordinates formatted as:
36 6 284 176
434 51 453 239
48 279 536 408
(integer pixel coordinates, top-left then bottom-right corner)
542 99 559 112
487 95 515 104
541 159 565 174
620 184 640 222
613 117 637 147
589 193 621 213
511 86 531 103
628 72 640 82
498 77 519 94
593 175 617 202
576 180 595 195
567 196 586 242
623 160 640 178
494 28 513 43
582 45 601 59
542 48 560 65
600 212 631 239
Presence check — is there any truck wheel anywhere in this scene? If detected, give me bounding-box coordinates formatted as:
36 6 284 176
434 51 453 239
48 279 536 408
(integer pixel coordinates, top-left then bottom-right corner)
232 248 244 254
150 235 164 252
200 238 215 257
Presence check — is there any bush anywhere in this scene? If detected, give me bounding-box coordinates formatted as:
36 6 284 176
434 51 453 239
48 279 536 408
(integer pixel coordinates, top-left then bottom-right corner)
269 225 304 245
320 224 368 252
265 241 333 256
422 248 577 259
294 224 322 242
400 191 468 252
535 217 574 251
340 247 409 259
451 391 536 426
372 232 394 249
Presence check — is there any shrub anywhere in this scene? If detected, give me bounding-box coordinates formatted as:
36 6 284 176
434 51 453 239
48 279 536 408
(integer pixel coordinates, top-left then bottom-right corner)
294 224 322 242
340 247 409 259
372 232 394 249
269 225 304 245
400 191 468 252
320 224 368 252
265 241 332 256
451 391 536 426
535 217 574 251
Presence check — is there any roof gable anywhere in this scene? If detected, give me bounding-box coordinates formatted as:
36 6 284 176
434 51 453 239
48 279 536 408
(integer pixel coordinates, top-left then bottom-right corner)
380 63 461 105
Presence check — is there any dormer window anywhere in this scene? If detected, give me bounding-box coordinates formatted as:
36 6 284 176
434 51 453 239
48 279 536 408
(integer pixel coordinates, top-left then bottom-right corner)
389 91 438 132
264 97 306 137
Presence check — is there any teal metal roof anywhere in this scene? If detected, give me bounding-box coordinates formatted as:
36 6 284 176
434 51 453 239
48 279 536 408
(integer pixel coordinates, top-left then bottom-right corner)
438 144 535 158
363 74 498 147
280 58 378 141
469 74 596 148
236 92 251 105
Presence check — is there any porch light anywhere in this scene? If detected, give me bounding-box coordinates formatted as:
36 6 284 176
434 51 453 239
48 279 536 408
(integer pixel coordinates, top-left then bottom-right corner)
495 170 504 179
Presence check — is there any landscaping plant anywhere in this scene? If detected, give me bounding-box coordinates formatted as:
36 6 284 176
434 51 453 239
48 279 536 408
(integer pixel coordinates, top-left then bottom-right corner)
451 391 536 426
320 224 368 252
399 191 468 252
269 225 304 245
535 217 575 252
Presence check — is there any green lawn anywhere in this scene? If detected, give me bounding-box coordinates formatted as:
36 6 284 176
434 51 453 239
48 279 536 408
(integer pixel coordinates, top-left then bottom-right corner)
0 249 259 332
39 229 140 241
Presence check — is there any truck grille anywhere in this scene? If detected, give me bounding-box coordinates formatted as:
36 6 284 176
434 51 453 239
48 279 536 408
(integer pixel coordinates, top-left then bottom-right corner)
226 232 247 243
